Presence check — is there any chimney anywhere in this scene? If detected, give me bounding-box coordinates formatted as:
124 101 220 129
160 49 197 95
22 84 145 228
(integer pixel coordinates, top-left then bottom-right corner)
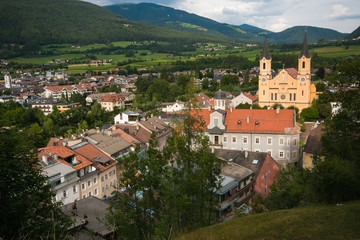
208 105 211 112
230 106 233 113
247 116 249 124
42 155 48 165
276 107 280 114
151 114 154 118
245 151 248 158
96 127 100 133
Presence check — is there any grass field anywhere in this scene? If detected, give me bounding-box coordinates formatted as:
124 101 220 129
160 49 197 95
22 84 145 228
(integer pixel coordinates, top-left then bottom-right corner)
7 54 84 64
176 201 360 240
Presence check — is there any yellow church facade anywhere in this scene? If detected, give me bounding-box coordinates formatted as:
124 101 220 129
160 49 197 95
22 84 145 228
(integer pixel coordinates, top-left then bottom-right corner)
258 31 316 112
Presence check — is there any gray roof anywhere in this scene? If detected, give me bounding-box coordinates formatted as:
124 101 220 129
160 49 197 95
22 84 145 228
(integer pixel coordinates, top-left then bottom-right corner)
214 90 227 99
299 29 311 58
216 174 239 195
206 126 225 134
221 162 253 182
86 130 132 156
260 35 271 60
43 162 76 178
303 125 324 153
63 196 112 237
215 149 268 178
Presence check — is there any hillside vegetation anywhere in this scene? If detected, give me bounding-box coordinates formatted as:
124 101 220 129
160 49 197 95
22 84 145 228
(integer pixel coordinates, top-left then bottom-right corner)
177 201 360 240
106 3 347 44
0 0 217 45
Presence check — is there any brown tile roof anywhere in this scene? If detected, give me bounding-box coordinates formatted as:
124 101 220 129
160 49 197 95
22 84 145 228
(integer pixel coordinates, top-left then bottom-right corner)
72 143 117 172
112 128 142 146
192 109 296 133
244 92 258 102
140 116 169 134
117 125 152 143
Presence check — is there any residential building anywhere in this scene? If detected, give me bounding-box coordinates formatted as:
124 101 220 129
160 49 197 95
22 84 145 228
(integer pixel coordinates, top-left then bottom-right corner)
231 92 258 108
43 83 95 100
161 101 185 113
99 93 125 111
85 92 115 106
114 110 141 124
31 98 58 115
4 73 12 88
258 31 317 112
302 125 325 169
40 152 80 205
56 102 80 113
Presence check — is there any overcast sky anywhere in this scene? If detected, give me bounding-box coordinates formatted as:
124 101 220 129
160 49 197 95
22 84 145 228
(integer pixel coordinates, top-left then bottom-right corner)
83 0 360 33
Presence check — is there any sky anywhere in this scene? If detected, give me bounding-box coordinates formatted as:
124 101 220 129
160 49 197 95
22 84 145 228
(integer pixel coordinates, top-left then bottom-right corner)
83 0 360 33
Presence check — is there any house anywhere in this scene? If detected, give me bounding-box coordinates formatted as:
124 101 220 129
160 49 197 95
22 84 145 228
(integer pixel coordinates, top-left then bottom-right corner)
0 95 13 103
99 93 125 111
191 92 301 165
302 125 325 169
85 92 115 106
56 102 80 113
43 83 95 100
38 145 100 202
70 141 118 198
85 128 133 159
63 196 113 239
31 98 58 115
161 101 185 113
215 149 279 201
231 92 258 108
114 110 141 124
40 152 80 205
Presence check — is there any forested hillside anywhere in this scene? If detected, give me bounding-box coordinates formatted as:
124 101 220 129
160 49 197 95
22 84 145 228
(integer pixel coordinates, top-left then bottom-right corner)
0 0 217 45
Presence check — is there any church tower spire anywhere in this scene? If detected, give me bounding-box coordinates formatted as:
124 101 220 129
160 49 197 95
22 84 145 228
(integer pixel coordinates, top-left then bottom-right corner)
259 33 271 76
298 27 311 76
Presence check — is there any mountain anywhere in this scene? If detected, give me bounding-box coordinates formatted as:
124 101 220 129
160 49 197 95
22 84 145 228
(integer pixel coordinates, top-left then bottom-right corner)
0 0 219 45
105 3 347 44
346 26 360 39
267 26 347 44
105 3 262 42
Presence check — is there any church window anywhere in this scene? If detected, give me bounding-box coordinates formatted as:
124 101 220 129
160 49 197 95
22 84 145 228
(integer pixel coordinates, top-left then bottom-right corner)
263 90 265 95
290 93 292 101
263 63 266 69
302 61 305 69
275 93 277 100
302 90 304 96
271 93 273 100
294 94 296 101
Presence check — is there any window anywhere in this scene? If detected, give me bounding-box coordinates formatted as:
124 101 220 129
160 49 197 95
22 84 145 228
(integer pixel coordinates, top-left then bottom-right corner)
53 196 57 202
113 170 116 176
81 183 86 190
265 172 267 179
243 137 248 144
214 136 219 145
73 186 77 193
87 180 91 187
83 194 86 198
302 90 304 96
271 93 273 100
265 184 267 194
110 182 113 187
275 93 277 100
63 190 67 198
109 171 112 177
255 137 260 144
279 138 284 145
263 62 266 69
263 90 265 95
302 61 305 69
106 184 109 190
94 188 98 195
88 191 92 196
102 187 105 193
290 93 292 101
279 151 284 158
93 177 97 184
101 176 104 182
214 118 219 126
293 139 297 146
267 137 272 145
286 151 290 159
292 151 297 159
232 137 237 143
105 174 108 180
294 93 296 101
223 136 227 143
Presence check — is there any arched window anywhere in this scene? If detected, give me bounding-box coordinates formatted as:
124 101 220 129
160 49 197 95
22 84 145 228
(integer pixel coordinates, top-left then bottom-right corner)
302 90 304 96
263 62 266 69
271 93 273 100
302 61 305 69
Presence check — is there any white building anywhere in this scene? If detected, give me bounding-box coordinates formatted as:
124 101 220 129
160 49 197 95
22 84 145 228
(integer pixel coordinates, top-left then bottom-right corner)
4 74 12 89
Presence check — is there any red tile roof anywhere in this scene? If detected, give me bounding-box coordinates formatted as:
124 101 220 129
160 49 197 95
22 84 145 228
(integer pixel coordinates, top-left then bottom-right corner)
285 68 298 79
46 85 74 93
99 94 125 103
38 145 92 170
244 92 258 102
112 128 142 146
191 109 295 133
196 93 210 102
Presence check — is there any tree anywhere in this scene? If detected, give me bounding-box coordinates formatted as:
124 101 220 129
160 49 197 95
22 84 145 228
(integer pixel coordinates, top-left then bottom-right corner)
0 129 71 239
220 74 239 86
300 107 319 121
243 69 250 84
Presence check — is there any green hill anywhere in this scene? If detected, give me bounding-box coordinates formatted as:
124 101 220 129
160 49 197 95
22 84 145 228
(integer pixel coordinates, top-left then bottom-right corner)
346 26 360 39
106 3 347 44
105 3 262 42
268 26 346 44
177 201 360 240
0 0 218 45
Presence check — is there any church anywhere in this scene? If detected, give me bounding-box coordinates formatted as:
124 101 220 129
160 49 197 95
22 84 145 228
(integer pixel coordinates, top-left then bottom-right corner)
258 30 317 112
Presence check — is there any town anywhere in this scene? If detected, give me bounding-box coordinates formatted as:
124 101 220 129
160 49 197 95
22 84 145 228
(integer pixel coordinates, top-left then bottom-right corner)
1 0 360 239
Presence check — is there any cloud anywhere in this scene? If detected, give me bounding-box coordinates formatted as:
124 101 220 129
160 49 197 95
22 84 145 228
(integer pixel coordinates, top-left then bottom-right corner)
268 17 290 32
327 4 360 20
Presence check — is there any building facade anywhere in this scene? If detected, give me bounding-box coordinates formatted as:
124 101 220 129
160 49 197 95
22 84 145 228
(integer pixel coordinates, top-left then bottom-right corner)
258 31 316 112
